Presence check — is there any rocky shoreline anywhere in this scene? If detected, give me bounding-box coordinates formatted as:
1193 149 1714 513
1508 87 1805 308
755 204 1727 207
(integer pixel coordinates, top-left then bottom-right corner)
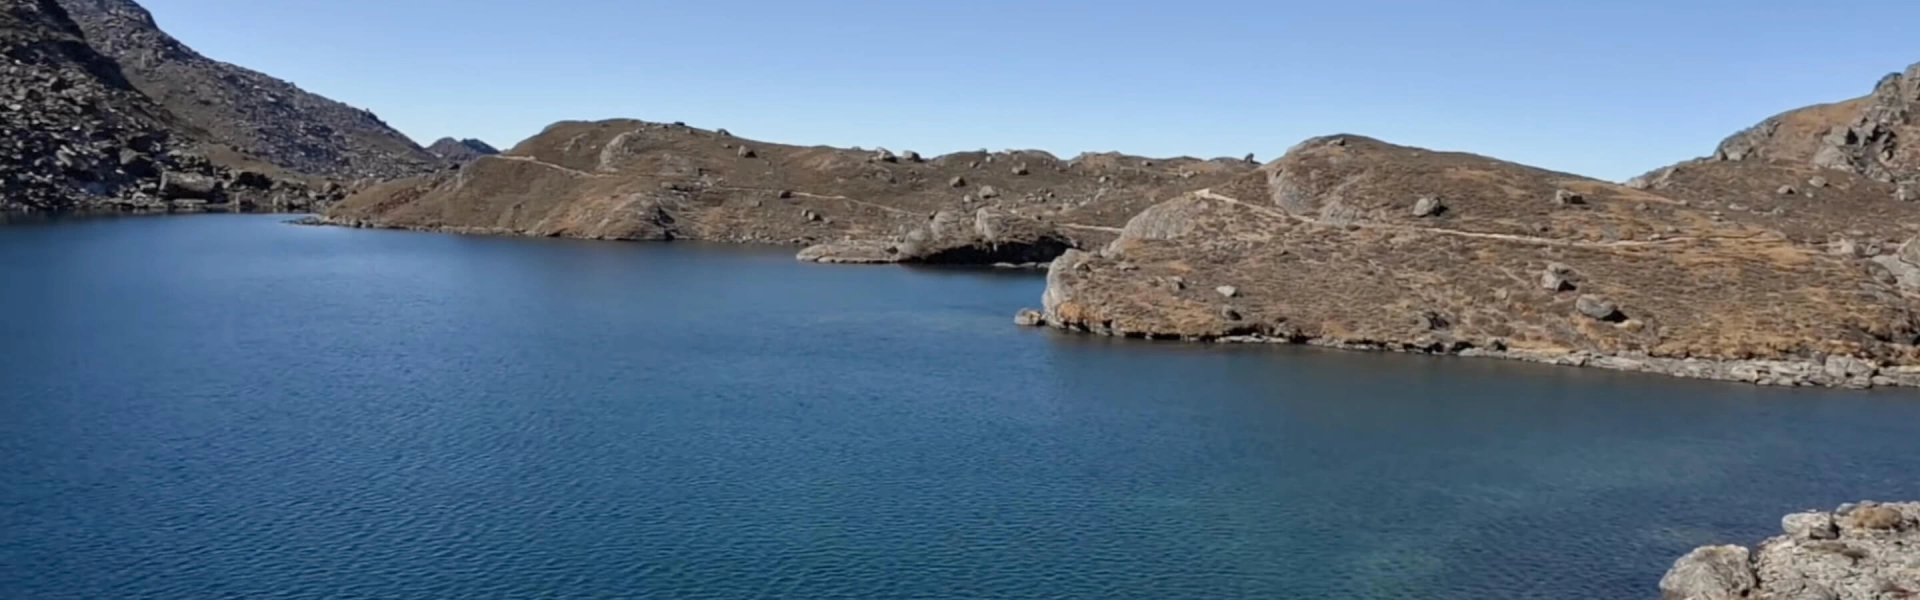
1660 502 1919 600
289 213 816 245
1016 307 1919 389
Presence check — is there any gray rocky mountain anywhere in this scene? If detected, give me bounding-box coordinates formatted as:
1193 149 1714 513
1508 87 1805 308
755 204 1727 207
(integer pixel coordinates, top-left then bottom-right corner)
53 0 438 181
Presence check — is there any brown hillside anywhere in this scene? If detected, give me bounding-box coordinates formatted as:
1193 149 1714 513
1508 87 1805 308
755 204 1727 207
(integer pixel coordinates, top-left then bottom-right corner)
1032 134 1920 387
1629 158 1912 247
323 119 1256 254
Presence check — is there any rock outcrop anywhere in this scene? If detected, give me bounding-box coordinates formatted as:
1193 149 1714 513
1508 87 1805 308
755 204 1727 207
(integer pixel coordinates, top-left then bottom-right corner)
53 0 438 181
1021 134 1920 388
1710 61 1920 184
797 207 1071 266
1660 502 1919 600
0 0 339 212
425 137 499 163
319 119 1256 260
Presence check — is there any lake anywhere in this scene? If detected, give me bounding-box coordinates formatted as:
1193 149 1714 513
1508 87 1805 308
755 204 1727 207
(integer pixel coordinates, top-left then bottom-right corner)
3 214 1917 599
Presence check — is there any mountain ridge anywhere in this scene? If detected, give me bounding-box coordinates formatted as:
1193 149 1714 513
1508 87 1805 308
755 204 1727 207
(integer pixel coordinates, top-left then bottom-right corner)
1 0 337 212
53 0 439 181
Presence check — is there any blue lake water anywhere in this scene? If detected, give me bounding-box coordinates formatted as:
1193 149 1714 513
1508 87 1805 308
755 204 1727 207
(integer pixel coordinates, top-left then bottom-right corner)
2 214 1918 599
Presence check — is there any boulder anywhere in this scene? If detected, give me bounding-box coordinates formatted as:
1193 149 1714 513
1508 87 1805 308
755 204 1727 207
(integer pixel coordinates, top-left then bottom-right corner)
1216 285 1239 298
158 171 219 200
1899 236 1920 267
1541 263 1576 291
1014 308 1045 326
1668 503 1920 600
1411 196 1444 217
1541 271 1575 292
1822 355 1878 387
1658 545 1755 600
949 176 966 188
1782 511 1839 540
1575 295 1623 322
1553 189 1585 205
1843 504 1905 530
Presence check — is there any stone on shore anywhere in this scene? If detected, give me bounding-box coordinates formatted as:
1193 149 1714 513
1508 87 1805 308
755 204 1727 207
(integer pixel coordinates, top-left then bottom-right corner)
1660 502 1920 600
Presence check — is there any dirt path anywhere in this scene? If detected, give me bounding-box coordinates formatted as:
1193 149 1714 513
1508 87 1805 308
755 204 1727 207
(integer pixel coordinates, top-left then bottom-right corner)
489 154 600 178
1192 189 1699 249
1060 223 1124 233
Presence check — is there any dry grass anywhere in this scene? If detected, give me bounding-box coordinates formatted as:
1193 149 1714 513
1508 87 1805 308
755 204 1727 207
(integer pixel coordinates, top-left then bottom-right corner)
1042 135 1920 365
331 119 1255 247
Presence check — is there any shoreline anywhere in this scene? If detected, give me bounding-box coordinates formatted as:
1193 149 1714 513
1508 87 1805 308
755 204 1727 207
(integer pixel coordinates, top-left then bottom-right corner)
292 215 1055 270
254 216 1920 390
1016 309 1919 389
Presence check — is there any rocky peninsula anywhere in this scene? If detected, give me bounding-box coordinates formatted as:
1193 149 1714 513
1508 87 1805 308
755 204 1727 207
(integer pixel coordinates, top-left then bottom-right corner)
1661 502 1920 600
1018 63 1920 389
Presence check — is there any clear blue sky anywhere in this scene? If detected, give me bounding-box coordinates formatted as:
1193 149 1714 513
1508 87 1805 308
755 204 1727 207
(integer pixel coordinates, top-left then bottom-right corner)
142 0 1919 181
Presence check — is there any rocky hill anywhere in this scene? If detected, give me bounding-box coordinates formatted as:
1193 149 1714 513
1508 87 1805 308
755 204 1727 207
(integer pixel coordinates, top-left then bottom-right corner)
425 137 498 163
317 119 1258 263
1660 501 1918 600
1021 133 1920 388
1 0 337 212
1009 61 1920 388
1710 62 1920 185
53 0 437 181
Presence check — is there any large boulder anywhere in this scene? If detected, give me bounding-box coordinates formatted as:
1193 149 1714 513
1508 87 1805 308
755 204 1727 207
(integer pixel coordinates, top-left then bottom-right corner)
158 171 219 200
1661 502 1920 600
1658 545 1754 600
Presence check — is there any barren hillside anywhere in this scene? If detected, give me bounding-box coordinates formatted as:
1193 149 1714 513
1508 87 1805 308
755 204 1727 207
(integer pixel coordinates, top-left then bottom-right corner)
321 119 1258 259
1029 134 1920 388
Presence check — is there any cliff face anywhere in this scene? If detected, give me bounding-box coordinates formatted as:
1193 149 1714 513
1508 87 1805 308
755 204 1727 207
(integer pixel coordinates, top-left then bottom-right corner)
1025 134 1920 388
320 119 1258 255
1660 502 1919 600
0 0 336 212
53 0 438 181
